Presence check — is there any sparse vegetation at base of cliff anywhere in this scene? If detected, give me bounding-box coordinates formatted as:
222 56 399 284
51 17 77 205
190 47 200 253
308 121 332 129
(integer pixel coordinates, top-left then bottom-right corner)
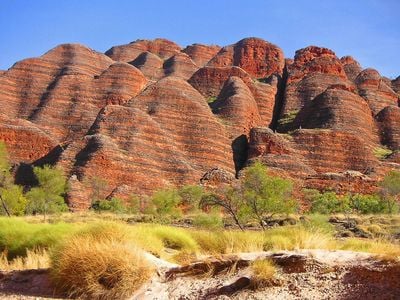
373 146 393 159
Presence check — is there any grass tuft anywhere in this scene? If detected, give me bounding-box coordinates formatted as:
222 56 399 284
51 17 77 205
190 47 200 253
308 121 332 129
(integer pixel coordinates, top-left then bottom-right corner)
250 259 277 289
51 235 153 299
0 249 49 271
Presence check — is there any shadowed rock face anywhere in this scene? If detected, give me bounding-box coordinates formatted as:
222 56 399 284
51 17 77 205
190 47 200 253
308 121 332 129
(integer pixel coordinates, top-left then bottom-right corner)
376 106 400 149
0 37 399 209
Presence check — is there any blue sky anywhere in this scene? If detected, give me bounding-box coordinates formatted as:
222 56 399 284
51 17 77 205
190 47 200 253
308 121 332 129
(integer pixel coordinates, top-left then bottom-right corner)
0 0 399 78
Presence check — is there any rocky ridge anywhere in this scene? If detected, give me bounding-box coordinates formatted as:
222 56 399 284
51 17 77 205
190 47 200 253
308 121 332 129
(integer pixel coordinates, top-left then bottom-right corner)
0 37 399 209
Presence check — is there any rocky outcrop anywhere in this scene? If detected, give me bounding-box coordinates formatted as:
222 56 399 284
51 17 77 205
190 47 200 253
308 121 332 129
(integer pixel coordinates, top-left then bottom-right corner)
248 127 314 178
355 68 398 115
189 66 278 126
0 44 147 142
376 106 400 150
293 129 377 173
392 76 400 96
211 77 262 171
248 127 380 192
163 53 198 80
0 114 58 163
207 37 285 78
130 51 164 81
305 171 378 195
63 77 235 209
292 88 379 145
280 46 353 119
182 44 221 66
0 37 399 207
105 38 181 62
340 56 362 81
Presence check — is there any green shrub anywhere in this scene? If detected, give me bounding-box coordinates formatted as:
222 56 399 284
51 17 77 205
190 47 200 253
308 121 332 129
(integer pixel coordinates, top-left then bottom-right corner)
380 170 400 213
192 212 223 229
350 194 385 214
92 198 127 214
26 165 68 219
207 96 217 104
306 189 350 214
277 110 300 127
373 147 393 159
149 188 182 217
178 185 203 212
0 185 27 216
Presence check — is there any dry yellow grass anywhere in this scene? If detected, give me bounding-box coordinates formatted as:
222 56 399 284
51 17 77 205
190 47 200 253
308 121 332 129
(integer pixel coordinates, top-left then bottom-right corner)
339 238 400 261
51 235 154 300
0 249 49 271
250 259 277 289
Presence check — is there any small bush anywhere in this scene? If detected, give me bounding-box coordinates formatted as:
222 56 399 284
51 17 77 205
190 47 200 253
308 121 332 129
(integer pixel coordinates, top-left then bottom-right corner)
207 96 217 104
306 189 350 214
92 198 127 214
277 110 299 127
51 236 153 299
178 185 203 212
192 212 223 229
149 188 182 218
350 194 385 214
373 147 393 159
0 185 27 216
250 259 277 289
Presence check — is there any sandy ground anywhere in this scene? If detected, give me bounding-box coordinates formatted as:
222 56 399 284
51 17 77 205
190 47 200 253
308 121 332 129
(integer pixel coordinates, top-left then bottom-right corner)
1 250 399 300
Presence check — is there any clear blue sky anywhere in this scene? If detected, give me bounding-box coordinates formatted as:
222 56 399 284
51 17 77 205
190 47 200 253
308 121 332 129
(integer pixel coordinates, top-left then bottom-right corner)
1 0 399 78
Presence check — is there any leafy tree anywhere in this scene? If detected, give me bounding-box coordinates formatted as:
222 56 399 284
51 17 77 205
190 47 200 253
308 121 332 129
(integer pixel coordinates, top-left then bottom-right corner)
26 165 68 220
380 170 400 213
178 185 203 212
200 184 248 230
242 162 296 229
0 141 12 216
149 188 182 217
0 185 27 216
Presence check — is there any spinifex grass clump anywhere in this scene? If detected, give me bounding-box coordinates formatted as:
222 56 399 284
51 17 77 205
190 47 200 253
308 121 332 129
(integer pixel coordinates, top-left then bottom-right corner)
250 259 277 289
51 222 154 299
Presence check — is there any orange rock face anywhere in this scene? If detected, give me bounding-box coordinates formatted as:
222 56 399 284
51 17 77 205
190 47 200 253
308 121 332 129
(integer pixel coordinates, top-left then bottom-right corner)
105 38 181 62
183 44 221 66
355 68 398 115
0 37 399 209
207 38 285 78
